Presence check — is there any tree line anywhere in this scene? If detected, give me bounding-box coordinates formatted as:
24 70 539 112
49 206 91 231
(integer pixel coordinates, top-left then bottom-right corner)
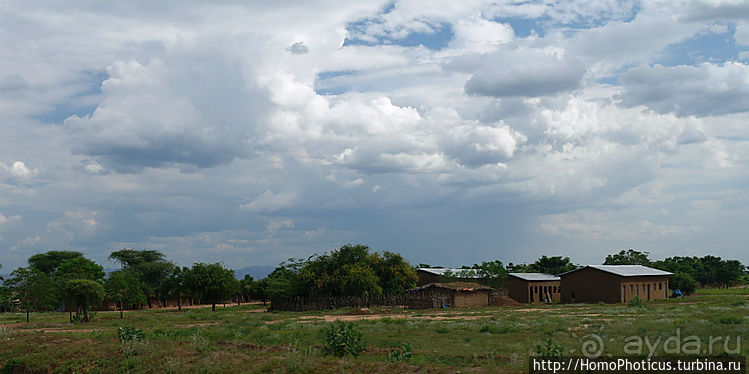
0 249 238 322
604 249 749 294
1 246 747 321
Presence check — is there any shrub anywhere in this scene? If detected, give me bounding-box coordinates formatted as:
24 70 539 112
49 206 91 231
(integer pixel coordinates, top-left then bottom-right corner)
0 358 19 374
628 296 644 308
118 326 146 357
716 316 743 325
387 343 413 362
535 338 563 358
669 272 697 295
191 331 211 353
0 325 13 339
322 321 366 358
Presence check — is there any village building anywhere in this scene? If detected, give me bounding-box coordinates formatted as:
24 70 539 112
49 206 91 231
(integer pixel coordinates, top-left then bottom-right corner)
416 268 482 287
412 282 492 308
560 265 672 304
507 273 561 303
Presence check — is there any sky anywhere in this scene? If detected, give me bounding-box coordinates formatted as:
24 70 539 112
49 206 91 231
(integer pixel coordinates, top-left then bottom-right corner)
1 0 748 273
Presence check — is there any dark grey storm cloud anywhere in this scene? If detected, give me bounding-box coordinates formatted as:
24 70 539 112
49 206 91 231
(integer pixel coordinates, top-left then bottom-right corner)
618 62 749 117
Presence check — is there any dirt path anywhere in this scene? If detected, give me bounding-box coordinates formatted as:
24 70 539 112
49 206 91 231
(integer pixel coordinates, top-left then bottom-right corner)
266 313 496 324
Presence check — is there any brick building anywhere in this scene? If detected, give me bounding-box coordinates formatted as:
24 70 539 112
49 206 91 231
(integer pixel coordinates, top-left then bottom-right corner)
507 273 561 303
560 265 672 303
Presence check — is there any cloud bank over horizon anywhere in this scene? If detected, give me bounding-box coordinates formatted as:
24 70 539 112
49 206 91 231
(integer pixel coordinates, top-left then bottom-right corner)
1 0 748 271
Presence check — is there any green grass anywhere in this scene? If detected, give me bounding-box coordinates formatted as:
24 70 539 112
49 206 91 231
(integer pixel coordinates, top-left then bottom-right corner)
0 292 747 372
694 287 749 295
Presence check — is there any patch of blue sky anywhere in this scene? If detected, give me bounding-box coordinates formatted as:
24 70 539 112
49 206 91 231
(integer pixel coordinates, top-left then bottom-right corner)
496 3 639 39
317 71 356 80
343 21 453 50
315 71 355 95
494 17 546 38
656 23 749 66
36 70 107 125
596 76 620 85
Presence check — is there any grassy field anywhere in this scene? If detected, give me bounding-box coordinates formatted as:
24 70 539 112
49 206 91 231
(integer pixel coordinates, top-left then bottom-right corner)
0 289 747 373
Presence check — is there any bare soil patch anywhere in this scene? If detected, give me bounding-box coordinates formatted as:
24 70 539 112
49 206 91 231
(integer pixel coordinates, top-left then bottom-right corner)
489 297 523 307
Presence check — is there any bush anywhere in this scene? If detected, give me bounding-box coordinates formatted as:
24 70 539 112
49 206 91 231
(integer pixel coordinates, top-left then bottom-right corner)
628 296 644 308
322 321 366 358
535 338 563 358
387 343 412 362
0 325 13 339
669 272 697 295
118 326 146 357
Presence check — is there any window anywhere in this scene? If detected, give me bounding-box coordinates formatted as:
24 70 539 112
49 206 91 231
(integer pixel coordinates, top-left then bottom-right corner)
630 285 633 293
659 283 662 290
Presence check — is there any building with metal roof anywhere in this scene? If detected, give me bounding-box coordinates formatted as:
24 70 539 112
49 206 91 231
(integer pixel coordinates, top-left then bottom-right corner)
416 268 481 287
507 273 561 303
560 265 672 303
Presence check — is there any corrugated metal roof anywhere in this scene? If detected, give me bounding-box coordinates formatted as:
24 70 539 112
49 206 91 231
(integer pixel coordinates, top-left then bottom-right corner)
417 268 480 277
508 273 560 281
418 282 493 291
560 265 672 277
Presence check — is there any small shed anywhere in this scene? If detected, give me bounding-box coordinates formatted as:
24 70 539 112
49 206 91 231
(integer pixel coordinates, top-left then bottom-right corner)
412 282 492 308
416 268 481 287
560 265 672 304
507 273 561 303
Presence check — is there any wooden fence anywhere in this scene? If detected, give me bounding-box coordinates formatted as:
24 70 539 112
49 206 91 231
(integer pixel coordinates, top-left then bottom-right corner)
270 294 434 312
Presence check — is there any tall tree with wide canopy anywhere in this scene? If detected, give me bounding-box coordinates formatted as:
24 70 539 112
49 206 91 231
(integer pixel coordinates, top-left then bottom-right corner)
183 262 239 311
604 249 652 265
4 267 57 323
104 271 146 318
62 279 105 323
471 260 508 290
109 249 174 308
370 251 417 295
529 255 577 275
158 266 189 311
53 257 105 321
28 251 84 277
264 244 418 299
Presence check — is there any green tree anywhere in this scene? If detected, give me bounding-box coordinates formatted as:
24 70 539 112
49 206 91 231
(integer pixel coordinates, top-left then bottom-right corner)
264 262 303 300
371 251 417 295
529 256 577 275
28 251 85 277
55 257 105 282
250 277 269 304
4 267 57 323
669 272 697 295
158 266 189 311
183 262 239 311
506 262 532 273
264 244 418 299
52 256 105 320
472 260 508 289
104 271 146 319
604 249 651 266
340 264 382 297
653 256 747 287
108 249 174 308
62 279 105 322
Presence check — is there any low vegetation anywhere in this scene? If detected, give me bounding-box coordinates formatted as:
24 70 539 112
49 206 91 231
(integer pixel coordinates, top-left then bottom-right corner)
0 288 746 373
